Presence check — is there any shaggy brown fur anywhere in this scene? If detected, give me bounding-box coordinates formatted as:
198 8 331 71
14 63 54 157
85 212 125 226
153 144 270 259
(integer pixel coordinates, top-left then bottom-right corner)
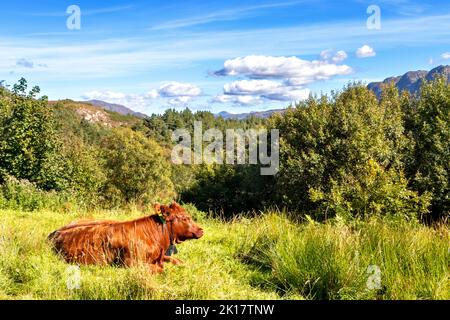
48 202 203 273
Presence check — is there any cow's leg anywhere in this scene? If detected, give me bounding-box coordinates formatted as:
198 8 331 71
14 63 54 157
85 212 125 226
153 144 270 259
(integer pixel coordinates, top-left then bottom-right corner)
163 256 184 265
148 263 164 274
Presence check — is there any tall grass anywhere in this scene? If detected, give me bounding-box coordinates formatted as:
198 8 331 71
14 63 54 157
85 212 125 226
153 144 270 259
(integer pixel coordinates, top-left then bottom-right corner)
0 209 279 300
0 208 447 300
236 213 449 300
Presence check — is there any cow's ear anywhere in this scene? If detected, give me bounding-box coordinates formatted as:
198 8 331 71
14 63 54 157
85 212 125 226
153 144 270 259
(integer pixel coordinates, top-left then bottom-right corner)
169 201 183 212
153 203 161 214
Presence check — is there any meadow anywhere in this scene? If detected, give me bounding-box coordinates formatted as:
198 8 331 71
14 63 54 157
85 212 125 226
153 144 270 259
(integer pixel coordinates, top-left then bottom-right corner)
0 207 448 300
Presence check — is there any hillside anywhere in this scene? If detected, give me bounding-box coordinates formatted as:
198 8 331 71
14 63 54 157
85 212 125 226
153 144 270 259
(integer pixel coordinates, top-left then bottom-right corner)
368 65 450 97
49 100 143 128
85 99 148 119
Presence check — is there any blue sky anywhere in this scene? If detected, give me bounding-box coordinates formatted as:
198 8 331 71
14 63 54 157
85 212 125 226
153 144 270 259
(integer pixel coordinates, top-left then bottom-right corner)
1 0 450 114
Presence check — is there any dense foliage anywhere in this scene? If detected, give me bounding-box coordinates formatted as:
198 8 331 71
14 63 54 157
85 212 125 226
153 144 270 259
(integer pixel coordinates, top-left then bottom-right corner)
271 84 430 220
0 78 448 220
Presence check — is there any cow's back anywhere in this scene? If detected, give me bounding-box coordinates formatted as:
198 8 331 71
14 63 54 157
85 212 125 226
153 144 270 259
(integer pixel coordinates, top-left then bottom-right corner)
48 217 165 266
49 221 119 265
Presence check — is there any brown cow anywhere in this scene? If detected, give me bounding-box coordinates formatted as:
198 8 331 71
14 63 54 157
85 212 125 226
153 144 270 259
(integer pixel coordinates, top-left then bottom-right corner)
47 202 204 273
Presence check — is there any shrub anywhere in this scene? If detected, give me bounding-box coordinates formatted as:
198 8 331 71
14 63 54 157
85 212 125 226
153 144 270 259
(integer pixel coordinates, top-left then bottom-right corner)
0 176 66 211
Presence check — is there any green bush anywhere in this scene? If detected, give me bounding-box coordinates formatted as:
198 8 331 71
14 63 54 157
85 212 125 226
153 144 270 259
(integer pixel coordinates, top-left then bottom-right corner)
0 176 66 211
181 164 276 216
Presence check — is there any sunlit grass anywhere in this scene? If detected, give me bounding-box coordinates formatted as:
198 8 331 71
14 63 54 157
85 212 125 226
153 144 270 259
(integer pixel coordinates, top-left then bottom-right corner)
0 209 448 300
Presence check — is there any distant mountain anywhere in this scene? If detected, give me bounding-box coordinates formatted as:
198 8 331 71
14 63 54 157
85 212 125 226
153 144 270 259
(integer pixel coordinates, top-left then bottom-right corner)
85 100 148 119
215 109 286 120
368 65 450 97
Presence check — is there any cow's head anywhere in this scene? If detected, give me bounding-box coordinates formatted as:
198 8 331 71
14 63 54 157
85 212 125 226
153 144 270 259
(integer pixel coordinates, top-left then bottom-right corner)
153 202 204 242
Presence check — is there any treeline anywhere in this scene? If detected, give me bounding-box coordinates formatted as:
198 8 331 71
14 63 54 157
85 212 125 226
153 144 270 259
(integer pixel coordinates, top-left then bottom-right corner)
0 77 449 221
178 79 450 221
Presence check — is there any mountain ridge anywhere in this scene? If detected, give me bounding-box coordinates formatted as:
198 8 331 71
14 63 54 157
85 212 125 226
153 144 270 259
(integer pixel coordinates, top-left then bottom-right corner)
368 65 450 97
84 99 148 119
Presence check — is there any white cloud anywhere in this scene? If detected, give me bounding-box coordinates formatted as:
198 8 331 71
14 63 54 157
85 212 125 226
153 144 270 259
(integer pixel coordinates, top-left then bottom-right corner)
82 90 154 110
332 50 348 63
83 90 127 100
319 50 333 61
83 82 203 109
441 52 450 60
223 79 310 101
223 79 284 95
320 50 348 63
356 45 376 58
213 79 310 105
158 81 202 97
168 96 195 106
211 94 263 106
214 55 352 86
147 89 159 99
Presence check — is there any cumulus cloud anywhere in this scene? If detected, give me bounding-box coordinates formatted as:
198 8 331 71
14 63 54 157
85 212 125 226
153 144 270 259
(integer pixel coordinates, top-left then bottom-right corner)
223 79 310 101
214 55 352 85
356 45 376 58
212 79 310 105
211 94 263 106
441 52 450 60
147 89 159 99
158 82 202 97
82 82 203 109
331 50 348 63
157 81 202 106
212 54 348 106
83 90 127 100
168 96 194 106
320 50 348 63
82 90 155 110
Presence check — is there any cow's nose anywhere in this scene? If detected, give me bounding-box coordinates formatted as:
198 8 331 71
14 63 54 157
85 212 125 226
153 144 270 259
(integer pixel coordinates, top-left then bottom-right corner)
196 228 204 238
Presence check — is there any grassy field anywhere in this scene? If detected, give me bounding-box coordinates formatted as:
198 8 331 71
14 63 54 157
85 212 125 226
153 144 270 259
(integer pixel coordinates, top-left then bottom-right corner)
0 208 448 300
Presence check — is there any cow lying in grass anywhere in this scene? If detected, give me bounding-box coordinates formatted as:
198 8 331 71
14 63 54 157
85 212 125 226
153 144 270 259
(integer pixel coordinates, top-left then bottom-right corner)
48 202 204 273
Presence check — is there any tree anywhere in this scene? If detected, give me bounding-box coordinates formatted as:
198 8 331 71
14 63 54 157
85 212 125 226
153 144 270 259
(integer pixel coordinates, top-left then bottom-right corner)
404 77 450 220
0 78 61 189
271 84 428 219
101 127 174 206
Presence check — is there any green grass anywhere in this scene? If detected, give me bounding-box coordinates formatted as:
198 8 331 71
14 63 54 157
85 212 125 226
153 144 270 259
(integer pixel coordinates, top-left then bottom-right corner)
0 208 448 300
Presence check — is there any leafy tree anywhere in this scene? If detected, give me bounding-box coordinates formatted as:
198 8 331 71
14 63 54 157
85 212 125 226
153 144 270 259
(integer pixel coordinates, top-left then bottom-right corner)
271 84 428 219
57 134 107 205
403 77 450 220
101 127 174 206
0 78 61 189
